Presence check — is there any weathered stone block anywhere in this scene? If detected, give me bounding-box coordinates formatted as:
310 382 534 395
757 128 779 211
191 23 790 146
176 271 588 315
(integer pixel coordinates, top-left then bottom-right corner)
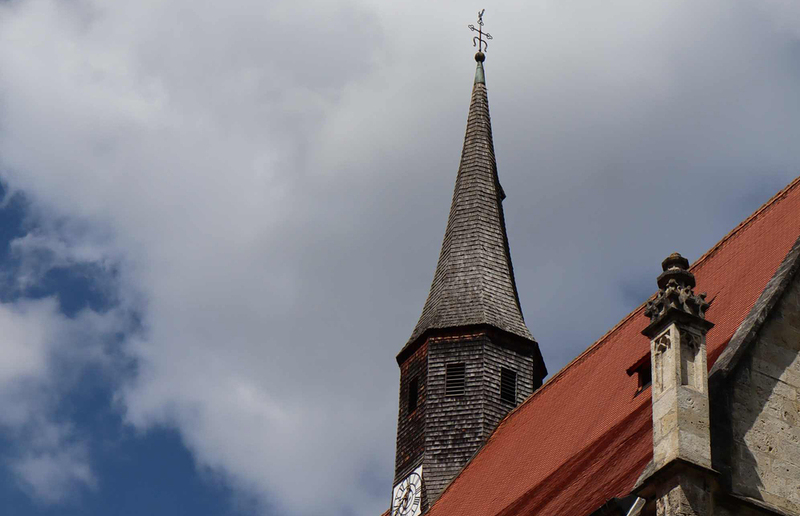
654 469 714 516
727 272 800 515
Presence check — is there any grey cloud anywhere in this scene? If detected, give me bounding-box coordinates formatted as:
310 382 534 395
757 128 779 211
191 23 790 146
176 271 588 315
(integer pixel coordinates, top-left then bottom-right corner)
1 1 800 515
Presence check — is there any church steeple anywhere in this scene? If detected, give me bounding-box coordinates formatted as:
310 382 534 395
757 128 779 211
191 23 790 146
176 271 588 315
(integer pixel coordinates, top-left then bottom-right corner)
404 50 533 351
391 17 547 514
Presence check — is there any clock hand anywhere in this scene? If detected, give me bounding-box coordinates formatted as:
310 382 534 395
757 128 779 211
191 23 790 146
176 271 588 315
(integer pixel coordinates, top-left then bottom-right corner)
399 487 409 512
393 495 403 516
393 485 409 516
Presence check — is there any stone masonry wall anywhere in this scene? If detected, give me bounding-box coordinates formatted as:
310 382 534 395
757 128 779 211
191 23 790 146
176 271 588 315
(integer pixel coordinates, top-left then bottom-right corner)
654 469 714 516
649 323 712 470
728 274 800 513
715 496 792 516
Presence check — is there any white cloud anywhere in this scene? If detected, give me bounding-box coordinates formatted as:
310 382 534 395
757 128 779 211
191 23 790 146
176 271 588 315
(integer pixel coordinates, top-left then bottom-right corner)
1 0 800 515
11 432 98 504
0 297 119 503
0 300 51 389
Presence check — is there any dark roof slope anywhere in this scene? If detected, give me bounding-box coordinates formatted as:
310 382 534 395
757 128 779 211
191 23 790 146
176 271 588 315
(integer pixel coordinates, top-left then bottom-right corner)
427 176 800 516
405 60 533 350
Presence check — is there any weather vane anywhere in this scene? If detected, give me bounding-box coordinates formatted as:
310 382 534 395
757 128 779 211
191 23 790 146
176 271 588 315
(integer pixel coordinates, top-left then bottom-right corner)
468 9 493 53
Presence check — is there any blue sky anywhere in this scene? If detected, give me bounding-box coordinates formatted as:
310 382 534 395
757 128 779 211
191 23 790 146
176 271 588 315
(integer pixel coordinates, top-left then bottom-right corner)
0 189 251 516
1 1 800 515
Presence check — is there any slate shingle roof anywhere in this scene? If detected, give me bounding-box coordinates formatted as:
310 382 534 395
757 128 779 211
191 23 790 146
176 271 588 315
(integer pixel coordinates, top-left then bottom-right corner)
404 60 534 350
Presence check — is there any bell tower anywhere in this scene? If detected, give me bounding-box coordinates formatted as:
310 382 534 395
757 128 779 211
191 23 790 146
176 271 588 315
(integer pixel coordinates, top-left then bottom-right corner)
391 14 547 515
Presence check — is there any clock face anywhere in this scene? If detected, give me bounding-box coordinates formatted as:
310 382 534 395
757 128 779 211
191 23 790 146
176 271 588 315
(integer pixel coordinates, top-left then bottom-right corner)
392 468 423 516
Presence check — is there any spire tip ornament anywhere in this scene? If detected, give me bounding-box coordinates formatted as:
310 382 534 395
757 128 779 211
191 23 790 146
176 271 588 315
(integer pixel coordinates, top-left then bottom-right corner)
468 9 493 57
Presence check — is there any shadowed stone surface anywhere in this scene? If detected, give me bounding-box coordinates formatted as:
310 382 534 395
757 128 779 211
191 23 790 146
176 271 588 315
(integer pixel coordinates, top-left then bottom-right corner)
727 273 800 513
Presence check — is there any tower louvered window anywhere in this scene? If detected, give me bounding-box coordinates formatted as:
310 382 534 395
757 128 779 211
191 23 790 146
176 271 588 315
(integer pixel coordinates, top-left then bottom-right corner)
500 367 517 405
445 363 466 397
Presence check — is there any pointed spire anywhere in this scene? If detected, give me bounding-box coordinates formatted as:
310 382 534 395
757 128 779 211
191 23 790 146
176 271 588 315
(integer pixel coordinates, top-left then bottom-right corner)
405 54 534 348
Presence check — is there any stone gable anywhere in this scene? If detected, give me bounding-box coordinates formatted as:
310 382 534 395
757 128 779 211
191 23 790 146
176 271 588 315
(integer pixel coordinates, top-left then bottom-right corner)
726 271 800 513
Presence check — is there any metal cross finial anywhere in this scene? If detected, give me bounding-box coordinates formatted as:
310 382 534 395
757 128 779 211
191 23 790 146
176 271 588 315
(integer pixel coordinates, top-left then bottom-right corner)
468 9 493 53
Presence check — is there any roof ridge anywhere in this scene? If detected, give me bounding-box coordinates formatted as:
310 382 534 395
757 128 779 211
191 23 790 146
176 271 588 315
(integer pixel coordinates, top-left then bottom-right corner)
495 175 800 434
692 175 800 271
496 304 647 430
427 175 800 516
710 232 800 378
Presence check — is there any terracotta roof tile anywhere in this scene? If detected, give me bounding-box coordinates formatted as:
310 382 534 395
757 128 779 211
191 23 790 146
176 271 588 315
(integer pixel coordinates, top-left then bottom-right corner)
427 176 800 516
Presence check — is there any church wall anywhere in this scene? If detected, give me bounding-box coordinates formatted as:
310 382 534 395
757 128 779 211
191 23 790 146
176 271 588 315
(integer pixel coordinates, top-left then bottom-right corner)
715 495 792 516
424 334 488 503
714 505 762 516
726 274 800 514
639 468 794 516
482 339 535 437
395 340 427 484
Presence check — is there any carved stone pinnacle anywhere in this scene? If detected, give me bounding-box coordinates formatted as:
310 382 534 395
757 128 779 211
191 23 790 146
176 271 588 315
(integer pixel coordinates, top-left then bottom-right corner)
644 252 710 323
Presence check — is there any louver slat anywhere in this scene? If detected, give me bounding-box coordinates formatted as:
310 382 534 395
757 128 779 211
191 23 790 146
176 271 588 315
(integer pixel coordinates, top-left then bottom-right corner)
500 368 517 405
445 363 466 397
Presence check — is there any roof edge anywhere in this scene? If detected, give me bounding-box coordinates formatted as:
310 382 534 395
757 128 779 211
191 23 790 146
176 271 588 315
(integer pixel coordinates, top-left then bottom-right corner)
396 324 540 366
531 175 800 402
709 231 800 379
693 175 800 272
432 175 800 507
423 175 800 516
505 303 648 413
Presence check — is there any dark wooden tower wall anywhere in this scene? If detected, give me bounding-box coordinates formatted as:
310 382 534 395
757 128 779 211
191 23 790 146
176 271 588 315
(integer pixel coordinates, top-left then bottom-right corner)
424 333 486 500
481 332 543 430
423 330 543 501
395 341 427 484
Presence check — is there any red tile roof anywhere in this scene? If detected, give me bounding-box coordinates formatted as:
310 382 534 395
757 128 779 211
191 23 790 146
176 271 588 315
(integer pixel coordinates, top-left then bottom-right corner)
427 176 800 516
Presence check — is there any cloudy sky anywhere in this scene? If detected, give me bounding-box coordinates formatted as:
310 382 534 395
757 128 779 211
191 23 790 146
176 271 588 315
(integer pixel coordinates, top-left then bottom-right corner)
0 0 799 515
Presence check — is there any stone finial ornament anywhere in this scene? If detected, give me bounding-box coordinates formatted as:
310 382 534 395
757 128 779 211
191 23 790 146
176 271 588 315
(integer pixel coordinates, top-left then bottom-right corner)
644 253 710 323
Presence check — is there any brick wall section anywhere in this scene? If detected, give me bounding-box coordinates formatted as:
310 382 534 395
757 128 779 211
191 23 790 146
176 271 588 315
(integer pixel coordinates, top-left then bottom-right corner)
395 340 428 484
728 275 800 513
